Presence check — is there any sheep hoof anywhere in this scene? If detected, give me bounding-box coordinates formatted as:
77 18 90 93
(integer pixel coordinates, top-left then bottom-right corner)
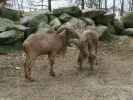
90 67 94 71
77 66 83 71
25 76 35 82
49 71 56 77
78 67 83 71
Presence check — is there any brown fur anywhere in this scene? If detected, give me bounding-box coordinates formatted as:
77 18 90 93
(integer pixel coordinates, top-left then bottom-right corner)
23 31 68 81
77 29 98 71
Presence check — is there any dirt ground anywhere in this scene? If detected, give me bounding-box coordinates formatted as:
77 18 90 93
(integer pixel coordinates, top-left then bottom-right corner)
1 40 133 100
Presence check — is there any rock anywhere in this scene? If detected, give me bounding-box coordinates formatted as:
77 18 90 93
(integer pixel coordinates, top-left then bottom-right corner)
24 14 49 35
62 17 87 32
0 26 7 32
96 25 109 37
20 16 34 26
122 28 133 36
59 13 72 23
122 12 133 28
82 8 106 18
37 22 51 33
0 8 20 21
113 19 124 35
96 25 116 41
0 30 16 45
47 13 56 22
94 12 114 25
53 6 81 17
0 17 15 30
14 25 30 31
49 18 62 30
117 36 129 45
80 17 95 26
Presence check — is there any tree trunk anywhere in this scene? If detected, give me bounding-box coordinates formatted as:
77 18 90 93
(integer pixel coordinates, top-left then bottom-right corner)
81 0 84 9
99 0 101 9
113 0 115 15
105 0 107 10
41 0 44 9
48 0 51 11
132 0 133 11
120 0 124 16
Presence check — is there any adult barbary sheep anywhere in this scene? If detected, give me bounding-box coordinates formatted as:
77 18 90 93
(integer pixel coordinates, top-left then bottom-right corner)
23 28 78 81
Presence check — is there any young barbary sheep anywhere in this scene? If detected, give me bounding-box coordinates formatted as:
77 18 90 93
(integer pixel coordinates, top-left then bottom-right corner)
70 29 98 71
23 29 77 81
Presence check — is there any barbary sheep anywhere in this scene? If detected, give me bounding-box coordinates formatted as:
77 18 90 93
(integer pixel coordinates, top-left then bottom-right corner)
23 27 78 81
70 29 98 71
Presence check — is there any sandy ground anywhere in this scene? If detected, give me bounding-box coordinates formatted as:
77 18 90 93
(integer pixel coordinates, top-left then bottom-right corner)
1 41 133 100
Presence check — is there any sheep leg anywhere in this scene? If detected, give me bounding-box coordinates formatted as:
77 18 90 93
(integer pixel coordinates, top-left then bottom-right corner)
77 52 84 70
24 56 33 81
24 55 36 81
95 41 98 65
88 49 95 71
48 53 56 77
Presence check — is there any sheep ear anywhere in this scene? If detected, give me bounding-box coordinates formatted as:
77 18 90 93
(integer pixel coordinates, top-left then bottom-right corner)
59 30 66 36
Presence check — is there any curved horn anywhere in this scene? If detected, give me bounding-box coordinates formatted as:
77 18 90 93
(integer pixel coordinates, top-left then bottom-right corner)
69 39 80 48
57 26 80 39
58 29 66 37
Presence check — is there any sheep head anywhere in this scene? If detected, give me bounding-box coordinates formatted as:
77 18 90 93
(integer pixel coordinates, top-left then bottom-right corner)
57 26 80 47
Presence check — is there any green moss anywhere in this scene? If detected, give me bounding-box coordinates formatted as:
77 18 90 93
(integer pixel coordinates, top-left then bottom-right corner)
28 14 48 34
0 8 20 21
122 12 133 28
98 25 116 42
113 19 124 35
53 6 81 17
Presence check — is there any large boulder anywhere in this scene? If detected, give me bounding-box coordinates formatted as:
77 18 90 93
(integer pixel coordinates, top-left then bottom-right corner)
37 22 51 33
53 6 81 17
47 13 56 22
0 17 15 31
96 25 108 37
24 14 49 35
20 16 34 26
80 17 95 26
49 18 62 30
59 13 72 23
116 36 129 45
122 28 133 36
0 8 20 21
94 12 115 25
96 25 116 41
122 12 133 28
82 8 106 18
0 26 7 32
0 30 16 45
14 25 30 31
62 17 87 32
113 19 124 35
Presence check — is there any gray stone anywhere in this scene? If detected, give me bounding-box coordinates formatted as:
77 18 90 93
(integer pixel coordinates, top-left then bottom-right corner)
81 17 95 26
82 8 106 18
49 18 62 30
59 13 71 23
122 28 133 36
0 30 16 45
37 22 51 33
53 6 81 17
